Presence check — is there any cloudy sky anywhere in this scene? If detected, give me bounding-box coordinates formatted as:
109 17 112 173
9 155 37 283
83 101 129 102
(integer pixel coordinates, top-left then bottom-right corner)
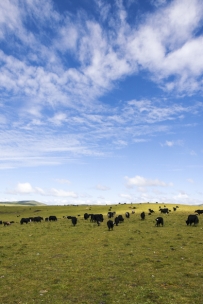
0 0 202 205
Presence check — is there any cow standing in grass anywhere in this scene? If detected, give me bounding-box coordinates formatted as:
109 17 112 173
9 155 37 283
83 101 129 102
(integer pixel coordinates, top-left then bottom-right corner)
49 215 57 221
84 213 89 220
125 212 130 218
117 215 124 223
20 218 31 224
160 208 169 214
107 211 116 218
195 210 203 215
107 220 114 230
3 221 11 226
140 212 145 220
71 217 77 226
114 217 119 226
155 217 164 226
186 215 199 226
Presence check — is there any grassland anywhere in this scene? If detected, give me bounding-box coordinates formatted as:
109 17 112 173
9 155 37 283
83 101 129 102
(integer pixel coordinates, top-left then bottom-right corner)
0 203 203 304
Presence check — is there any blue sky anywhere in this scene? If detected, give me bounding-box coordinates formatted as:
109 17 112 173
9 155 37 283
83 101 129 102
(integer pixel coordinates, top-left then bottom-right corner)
0 0 202 205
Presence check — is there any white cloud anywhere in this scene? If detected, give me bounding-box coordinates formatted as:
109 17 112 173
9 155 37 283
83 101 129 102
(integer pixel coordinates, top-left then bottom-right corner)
48 113 67 126
55 179 71 185
165 141 174 147
173 192 189 199
15 182 34 194
95 184 110 191
119 193 132 200
125 175 173 188
187 178 194 184
8 183 77 198
161 140 184 147
49 188 77 198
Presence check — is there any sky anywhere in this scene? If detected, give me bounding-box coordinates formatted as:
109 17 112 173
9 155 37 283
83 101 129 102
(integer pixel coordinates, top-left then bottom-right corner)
0 0 202 206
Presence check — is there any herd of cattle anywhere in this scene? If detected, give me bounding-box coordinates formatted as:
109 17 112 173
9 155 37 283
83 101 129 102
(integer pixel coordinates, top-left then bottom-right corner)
0 207 202 229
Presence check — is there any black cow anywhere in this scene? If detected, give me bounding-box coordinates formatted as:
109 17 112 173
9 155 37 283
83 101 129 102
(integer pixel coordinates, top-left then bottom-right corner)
107 211 116 218
71 217 77 226
91 214 104 223
114 217 119 226
186 215 199 226
160 208 169 214
49 215 57 221
107 220 114 230
94 214 104 226
89 214 103 225
173 207 176 211
0 221 2 224
125 212 130 218
117 215 124 222
84 213 89 220
195 210 203 215
149 209 154 213
33 216 43 222
45 217 49 221
155 217 164 226
140 212 145 220
20 218 30 224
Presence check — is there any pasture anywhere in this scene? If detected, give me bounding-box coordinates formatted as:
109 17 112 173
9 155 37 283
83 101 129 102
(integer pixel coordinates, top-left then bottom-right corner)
0 203 203 304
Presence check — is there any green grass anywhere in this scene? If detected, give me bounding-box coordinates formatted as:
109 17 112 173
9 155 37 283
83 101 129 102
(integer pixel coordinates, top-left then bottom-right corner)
0 203 203 303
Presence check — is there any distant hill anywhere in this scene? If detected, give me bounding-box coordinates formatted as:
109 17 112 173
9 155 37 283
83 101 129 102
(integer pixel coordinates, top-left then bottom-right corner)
0 200 46 206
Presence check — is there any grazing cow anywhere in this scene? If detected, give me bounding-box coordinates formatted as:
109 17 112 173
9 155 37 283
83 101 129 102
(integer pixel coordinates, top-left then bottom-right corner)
114 217 119 226
20 218 31 225
84 213 89 220
107 211 116 218
71 217 77 226
125 212 130 218
45 217 49 221
140 212 145 220
49 215 57 221
173 207 176 211
149 209 154 213
94 214 104 225
195 210 203 215
160 208 169 214
3 221 11 226
117 215 124 222
89 214 103 226
186 215 199 226
107 220 114 230
33 216 43 222
0 221 2 224
155 217 164 226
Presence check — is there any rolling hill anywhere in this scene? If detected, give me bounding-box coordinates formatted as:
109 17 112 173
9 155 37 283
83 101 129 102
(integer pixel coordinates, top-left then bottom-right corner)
0 200 46 206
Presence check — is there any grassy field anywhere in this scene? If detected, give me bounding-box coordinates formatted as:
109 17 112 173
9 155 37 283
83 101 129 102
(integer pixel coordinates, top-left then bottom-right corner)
0 203 203 304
